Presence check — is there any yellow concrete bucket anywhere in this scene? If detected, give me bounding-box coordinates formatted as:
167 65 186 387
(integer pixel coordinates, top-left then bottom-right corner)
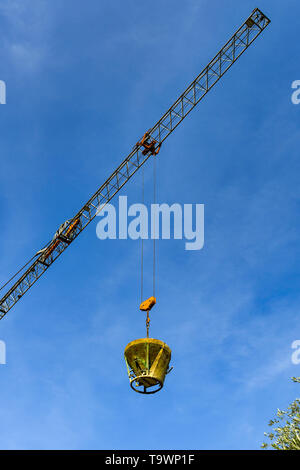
124 338 172 394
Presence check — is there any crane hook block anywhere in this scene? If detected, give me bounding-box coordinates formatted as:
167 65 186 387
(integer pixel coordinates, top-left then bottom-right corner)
140 296 156 312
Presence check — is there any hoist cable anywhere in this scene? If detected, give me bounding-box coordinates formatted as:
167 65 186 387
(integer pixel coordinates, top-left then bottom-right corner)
153 154 156 298
140 165 144 303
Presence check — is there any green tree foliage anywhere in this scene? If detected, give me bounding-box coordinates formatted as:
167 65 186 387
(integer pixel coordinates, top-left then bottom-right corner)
262 377 300 450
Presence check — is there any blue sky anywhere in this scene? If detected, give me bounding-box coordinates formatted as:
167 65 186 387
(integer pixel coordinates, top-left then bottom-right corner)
0 0 300 450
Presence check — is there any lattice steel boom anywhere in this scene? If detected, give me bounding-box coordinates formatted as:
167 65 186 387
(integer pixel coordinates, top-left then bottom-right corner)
0 8 270 319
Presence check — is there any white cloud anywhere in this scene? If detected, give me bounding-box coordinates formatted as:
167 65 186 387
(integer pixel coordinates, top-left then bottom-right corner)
0 0 52 72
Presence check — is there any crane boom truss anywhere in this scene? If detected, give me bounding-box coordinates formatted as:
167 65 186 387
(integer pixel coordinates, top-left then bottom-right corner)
0 8 270 319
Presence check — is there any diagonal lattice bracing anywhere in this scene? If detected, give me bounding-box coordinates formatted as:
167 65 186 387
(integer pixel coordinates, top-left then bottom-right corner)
0 8 270 319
